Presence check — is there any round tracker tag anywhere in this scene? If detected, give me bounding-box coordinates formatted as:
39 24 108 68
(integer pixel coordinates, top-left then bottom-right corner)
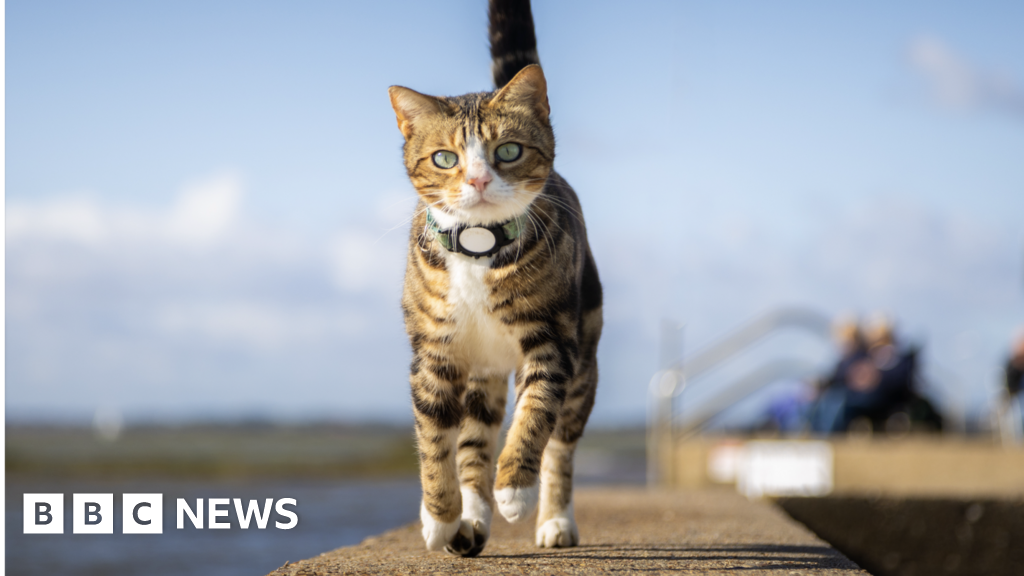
459 227 498 254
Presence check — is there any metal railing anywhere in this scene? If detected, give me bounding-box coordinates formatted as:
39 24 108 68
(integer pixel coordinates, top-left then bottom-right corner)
647 307 832 486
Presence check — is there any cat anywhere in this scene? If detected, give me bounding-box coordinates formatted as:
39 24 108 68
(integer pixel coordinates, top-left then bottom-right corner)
388 0 602 557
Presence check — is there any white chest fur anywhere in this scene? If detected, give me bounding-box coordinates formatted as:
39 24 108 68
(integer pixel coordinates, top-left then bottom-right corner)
446 254 520 374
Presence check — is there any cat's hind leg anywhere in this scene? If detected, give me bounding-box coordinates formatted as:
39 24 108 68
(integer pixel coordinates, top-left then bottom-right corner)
446 373 507 557
536 438 580 547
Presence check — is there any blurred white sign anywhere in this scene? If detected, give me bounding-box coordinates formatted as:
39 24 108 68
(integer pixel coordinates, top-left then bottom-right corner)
736 440 833 499
707 441 746 484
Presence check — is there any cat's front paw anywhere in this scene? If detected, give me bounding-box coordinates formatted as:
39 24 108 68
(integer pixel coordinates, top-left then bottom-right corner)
444 519 487 557
494 483 538 523
420 501 460 551
536 517 579 548
444 487 491 557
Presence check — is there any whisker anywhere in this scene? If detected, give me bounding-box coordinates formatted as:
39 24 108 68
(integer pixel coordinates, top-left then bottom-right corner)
526 203 556 259
372 198 449 246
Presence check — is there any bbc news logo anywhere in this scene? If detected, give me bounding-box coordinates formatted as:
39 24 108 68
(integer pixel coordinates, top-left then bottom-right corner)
24 494 298 534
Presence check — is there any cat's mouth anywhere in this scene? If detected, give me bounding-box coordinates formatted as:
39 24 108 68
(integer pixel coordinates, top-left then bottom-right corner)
442 189 534 228
466 196 496 207
456 187 508 212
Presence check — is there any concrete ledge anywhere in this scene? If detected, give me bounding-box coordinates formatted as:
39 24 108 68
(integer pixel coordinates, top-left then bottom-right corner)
267 487 867 575
676 437 1024 497
829 438 1024 496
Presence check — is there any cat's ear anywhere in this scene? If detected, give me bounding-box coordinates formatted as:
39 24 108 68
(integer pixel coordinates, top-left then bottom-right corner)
489 64 549 119
388 86 443 139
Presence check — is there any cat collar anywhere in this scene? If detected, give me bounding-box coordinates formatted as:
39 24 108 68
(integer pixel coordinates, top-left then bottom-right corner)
425 210 524 259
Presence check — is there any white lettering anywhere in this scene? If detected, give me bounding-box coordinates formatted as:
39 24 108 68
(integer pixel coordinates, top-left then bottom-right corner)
233 498 273 529
208 498 230 529
176 498 203 529
274 498 298 529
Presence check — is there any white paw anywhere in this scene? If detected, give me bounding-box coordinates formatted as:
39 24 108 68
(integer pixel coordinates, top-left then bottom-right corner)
461 487 492 541
536 517 579 547
420 501 460 551
494 483 538 523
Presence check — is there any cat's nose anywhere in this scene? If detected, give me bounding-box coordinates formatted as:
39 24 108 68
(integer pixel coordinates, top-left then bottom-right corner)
467 171 492 192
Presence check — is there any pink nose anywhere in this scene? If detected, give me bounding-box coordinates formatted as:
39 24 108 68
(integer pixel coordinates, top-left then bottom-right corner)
467 171 492 192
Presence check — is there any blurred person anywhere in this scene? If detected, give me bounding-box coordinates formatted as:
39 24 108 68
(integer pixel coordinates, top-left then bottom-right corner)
841 314 942 433
809 314 942 434
864 313 900 371
841 315 908 430
1005 331 1024 398
1002 330 1024 437
766 381 817 433
809 316 866 433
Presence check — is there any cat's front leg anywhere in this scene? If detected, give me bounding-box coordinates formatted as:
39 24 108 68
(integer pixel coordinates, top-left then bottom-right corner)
410 351 467 552
448 374 507 557
494 333 574 523
537 334 598 548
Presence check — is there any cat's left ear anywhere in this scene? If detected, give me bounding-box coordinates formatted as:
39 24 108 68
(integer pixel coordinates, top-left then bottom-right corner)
389 86 443 139
489 64 549 120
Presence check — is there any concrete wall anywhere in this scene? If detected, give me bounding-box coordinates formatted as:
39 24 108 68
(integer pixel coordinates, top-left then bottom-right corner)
671 436 1024 497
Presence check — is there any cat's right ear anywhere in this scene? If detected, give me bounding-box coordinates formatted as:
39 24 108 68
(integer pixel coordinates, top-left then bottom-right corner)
389 86 442 140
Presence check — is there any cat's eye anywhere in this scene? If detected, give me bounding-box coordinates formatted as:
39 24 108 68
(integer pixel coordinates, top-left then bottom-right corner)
495 142 522 162
432 150 458 169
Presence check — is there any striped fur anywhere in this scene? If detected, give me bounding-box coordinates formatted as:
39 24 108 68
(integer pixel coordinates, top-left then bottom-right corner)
389 0 601 557
489 0 540 89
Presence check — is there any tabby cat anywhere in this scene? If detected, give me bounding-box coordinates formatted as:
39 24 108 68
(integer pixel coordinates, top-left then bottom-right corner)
388 0 602 557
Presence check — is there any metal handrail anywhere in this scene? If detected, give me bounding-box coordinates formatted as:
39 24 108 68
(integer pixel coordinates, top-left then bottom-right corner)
677 359 820 436
647 307 833 486
679 307 830 381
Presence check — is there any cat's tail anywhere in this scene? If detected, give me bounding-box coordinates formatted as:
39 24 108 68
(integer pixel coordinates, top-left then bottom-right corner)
489 0 540 89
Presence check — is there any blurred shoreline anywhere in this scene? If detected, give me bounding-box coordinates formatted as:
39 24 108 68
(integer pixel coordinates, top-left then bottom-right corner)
5 423 647 483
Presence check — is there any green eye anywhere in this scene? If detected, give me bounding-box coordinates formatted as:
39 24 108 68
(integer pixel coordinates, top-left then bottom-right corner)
432 150 458 169
496 142 522 162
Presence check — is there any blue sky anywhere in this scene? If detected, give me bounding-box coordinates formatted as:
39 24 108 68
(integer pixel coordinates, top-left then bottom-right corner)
6 1 1024 426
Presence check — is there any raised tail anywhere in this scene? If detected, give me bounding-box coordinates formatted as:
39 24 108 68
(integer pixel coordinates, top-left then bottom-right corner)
488 0 540 89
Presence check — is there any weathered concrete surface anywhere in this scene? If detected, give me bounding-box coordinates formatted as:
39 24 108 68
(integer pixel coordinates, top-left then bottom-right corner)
267 487 867 575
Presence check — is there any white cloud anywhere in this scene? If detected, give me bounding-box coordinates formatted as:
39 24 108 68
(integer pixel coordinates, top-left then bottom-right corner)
154 301 370 352
5 173 418 420
909 35 1024 115
5 172 397 359
6 196 108 245
166 172 243 246
327 232 407 293
326 192 420 292
7 171 243 249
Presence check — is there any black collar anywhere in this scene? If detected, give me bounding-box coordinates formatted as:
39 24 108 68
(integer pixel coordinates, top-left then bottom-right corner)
426 210 524 259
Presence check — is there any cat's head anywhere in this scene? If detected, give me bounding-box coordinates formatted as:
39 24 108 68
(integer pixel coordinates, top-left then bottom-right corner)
388 65 554 228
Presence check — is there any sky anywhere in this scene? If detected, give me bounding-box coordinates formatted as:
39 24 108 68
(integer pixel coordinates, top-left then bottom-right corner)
6 0 1024 427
